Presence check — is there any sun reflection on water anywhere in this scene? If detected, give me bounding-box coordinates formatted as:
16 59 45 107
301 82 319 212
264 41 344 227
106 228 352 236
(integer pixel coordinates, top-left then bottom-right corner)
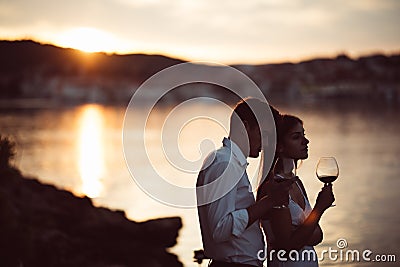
78 104 104 198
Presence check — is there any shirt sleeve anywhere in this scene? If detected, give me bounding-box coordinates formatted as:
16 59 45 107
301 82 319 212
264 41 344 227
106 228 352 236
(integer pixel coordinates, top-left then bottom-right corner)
202 161 249 242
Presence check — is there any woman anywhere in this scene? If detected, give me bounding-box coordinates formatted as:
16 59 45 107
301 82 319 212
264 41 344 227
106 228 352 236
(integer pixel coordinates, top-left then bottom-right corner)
257 114 334 267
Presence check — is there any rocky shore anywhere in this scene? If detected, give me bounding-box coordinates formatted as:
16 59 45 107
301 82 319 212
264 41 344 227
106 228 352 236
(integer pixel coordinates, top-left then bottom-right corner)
0 167 183 267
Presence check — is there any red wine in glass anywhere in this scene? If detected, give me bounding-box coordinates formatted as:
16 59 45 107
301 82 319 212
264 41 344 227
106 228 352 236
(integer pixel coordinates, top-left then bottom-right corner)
317 175 337 184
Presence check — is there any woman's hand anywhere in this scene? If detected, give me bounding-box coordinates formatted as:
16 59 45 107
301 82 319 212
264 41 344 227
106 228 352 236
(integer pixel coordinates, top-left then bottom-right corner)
270 178 293 208
315 184 335 213
261 178 293 207
257 178 293 220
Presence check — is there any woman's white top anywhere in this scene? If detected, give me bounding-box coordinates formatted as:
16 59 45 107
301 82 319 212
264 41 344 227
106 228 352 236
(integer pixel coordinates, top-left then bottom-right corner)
261 181 319 267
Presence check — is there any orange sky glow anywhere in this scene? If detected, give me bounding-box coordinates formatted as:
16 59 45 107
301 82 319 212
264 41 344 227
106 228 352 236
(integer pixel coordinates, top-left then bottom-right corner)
0 0 399 64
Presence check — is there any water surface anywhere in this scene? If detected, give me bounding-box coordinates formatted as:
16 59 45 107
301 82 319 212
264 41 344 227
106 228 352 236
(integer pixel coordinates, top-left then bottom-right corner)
1 101 399 266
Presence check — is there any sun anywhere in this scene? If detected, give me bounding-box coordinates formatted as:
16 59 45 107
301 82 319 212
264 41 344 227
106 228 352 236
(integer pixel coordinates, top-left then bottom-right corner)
56 27 116 53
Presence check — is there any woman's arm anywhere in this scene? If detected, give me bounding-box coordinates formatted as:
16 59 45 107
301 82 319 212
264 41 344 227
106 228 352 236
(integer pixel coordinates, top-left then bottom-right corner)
295 179 323 246
306 224 323 246
269 185 334 251
291 224 323 246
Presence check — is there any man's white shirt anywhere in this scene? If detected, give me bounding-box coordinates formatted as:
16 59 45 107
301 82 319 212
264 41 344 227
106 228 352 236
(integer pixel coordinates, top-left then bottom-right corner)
196 137 264 267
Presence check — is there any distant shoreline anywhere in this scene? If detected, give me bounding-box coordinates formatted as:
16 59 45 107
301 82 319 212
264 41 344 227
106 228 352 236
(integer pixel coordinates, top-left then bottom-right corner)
1 40 399 106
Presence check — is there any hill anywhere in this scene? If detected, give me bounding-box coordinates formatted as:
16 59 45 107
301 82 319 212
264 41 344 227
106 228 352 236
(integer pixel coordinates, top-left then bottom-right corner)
0 40 399 104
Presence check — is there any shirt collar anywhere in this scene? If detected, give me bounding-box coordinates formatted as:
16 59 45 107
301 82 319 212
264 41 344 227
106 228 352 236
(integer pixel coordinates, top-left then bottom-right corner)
223 137 248 167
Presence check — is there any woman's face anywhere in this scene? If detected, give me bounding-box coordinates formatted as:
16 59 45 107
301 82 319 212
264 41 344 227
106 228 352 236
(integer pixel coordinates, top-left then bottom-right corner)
280 122 309 160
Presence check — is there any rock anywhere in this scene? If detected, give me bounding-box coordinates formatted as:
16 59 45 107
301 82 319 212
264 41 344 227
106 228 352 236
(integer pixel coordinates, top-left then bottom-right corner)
0 167 183 267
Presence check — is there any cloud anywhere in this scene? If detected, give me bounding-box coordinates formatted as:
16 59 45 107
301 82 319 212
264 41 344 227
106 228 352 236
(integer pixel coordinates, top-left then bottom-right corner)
348 0 400 11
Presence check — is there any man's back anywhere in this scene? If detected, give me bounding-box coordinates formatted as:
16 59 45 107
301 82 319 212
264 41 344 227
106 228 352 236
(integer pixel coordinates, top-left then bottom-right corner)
196 138 264 267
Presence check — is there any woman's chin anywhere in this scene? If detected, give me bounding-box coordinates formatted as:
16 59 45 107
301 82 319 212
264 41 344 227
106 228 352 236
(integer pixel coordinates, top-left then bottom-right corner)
298 153 308 160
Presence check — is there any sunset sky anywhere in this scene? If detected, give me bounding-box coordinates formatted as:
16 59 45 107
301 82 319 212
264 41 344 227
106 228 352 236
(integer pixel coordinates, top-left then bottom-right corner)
1 0 399 64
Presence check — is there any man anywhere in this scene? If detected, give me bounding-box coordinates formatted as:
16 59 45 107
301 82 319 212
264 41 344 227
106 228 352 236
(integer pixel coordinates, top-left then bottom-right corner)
196 98 291 267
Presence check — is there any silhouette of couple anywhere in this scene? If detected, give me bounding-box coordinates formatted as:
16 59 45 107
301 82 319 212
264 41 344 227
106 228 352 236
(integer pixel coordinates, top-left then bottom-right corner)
196 98 335 267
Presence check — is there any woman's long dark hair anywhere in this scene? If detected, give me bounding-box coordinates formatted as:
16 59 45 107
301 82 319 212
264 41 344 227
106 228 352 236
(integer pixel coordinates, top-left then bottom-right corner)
255 105 281 197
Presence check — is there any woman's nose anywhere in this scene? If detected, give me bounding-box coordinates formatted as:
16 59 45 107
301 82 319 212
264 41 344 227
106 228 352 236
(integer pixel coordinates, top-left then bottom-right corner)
303 137 309 144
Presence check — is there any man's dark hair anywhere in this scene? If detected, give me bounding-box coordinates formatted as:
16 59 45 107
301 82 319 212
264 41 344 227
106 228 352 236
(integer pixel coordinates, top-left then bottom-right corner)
231 98 261 130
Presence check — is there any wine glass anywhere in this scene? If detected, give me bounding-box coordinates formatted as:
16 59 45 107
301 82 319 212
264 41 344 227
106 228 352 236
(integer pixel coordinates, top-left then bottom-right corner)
273 157 295 209
316 157 338 207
